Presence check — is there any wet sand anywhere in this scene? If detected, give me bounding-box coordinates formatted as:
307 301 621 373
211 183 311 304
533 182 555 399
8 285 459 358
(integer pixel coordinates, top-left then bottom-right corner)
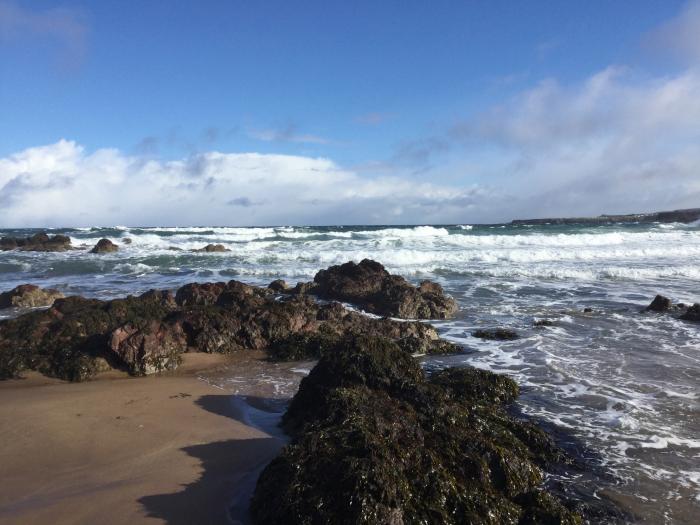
0 353 285 525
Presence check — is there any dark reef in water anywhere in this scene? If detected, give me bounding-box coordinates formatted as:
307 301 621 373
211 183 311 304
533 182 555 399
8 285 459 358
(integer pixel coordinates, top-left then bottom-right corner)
0 232 72 252
0 261 460 381
511 207 700 226
250 336 585 525
643 294 700 322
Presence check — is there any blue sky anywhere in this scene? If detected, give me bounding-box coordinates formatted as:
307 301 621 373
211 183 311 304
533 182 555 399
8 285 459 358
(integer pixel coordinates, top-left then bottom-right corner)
1 1 699 226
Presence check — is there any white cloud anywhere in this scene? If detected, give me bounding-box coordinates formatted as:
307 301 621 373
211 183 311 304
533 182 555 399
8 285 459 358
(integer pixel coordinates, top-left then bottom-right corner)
457 65 700 217
0 140 489 227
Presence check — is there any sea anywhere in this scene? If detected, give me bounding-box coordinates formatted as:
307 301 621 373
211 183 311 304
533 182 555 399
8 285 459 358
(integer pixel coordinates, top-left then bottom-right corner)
1 222 699 524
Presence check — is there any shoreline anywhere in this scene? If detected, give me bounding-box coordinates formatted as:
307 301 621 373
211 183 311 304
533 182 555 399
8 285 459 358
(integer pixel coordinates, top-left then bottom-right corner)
0 353 286 525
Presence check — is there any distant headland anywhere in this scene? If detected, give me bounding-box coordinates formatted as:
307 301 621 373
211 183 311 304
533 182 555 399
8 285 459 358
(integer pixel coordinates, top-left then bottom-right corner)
511 207 700 226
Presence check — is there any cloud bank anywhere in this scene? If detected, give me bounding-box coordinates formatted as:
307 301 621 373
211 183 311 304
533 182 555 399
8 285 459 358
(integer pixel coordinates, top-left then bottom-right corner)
2 2 700 226
0 140 488 227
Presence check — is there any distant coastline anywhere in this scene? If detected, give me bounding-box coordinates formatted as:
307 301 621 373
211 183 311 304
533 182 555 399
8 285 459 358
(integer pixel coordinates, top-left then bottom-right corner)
511 207 700 226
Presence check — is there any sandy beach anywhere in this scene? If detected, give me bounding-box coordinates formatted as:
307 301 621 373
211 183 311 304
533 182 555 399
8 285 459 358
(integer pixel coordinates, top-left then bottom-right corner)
0 353 284 525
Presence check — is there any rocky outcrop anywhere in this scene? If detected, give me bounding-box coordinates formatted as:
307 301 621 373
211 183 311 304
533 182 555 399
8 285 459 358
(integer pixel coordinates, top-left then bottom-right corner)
90 238 119 254
192 244 230 252
473 328 520 340
310 259 458 319
268 279 289 292
250 336 582 524
0 232 72 252
0 284 64 309
645 294 673 312
0 278 459 381
109 321 186 374
680 303 700 322
642 294 699 321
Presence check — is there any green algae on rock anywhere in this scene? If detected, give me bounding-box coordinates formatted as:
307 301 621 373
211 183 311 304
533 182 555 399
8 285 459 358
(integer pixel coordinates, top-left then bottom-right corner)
250 336 582 525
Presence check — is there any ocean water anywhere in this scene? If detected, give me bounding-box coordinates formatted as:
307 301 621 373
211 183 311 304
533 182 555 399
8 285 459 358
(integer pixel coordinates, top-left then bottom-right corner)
1 222 699 523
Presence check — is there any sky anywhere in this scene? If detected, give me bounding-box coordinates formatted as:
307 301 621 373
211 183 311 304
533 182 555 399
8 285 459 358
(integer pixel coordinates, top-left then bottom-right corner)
1 0 699 226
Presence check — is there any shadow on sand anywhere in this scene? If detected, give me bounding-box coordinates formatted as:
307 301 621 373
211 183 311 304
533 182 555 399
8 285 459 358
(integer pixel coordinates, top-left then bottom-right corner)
138 394 286 525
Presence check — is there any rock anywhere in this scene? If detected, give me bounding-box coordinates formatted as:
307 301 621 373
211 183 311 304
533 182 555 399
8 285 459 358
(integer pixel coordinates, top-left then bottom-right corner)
312 259 458 319
250 336 582 525
0 275 460 381
0 232 72 252
533 319 555 327
583 307 593 313
90 238 119 254
268 279 289 292
646 294 672 312
680 303 700 322
192 243 230 252
287 281 315 295
0 284 64 309
122 237 132 244
175 282 228 306
108 321 186 374
472 328 520 340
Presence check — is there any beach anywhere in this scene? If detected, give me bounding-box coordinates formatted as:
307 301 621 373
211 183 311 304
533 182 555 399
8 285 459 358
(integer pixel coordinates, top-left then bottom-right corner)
0 353 285 525
1 223 699 523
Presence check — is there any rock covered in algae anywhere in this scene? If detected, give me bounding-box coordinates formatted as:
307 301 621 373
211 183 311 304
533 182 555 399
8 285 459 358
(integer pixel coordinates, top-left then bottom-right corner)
0 284 64 309
250 336 582 525
0 232 72 252
0 278 459 381
309 259 459 319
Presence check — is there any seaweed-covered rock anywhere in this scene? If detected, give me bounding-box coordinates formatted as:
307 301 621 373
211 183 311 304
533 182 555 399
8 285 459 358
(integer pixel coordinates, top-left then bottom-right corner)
472 328 520 341
268 279 289 292
0 291 179 380
0 277 460 381
0 232 72 252
0 284 64 309
90 238 119 253
192 243 230 252
680 303 700 322
312 259 458 319
251 336 581 525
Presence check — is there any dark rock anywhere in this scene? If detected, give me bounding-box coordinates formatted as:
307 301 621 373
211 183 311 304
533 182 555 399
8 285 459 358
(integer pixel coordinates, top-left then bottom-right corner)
533 319 555 327
175 282 228 306
680 303 700 322
0 232 72 252
192 243 230 252
1 276 460 381
251 336 582 525
0 291 179 380
472 328 520 341
583 308 593 313
90 238 119 254
312 259 458 319
0 284 64 309
268 279 289 292
287 281 316 295
122 237 132 244
646 294 672 312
